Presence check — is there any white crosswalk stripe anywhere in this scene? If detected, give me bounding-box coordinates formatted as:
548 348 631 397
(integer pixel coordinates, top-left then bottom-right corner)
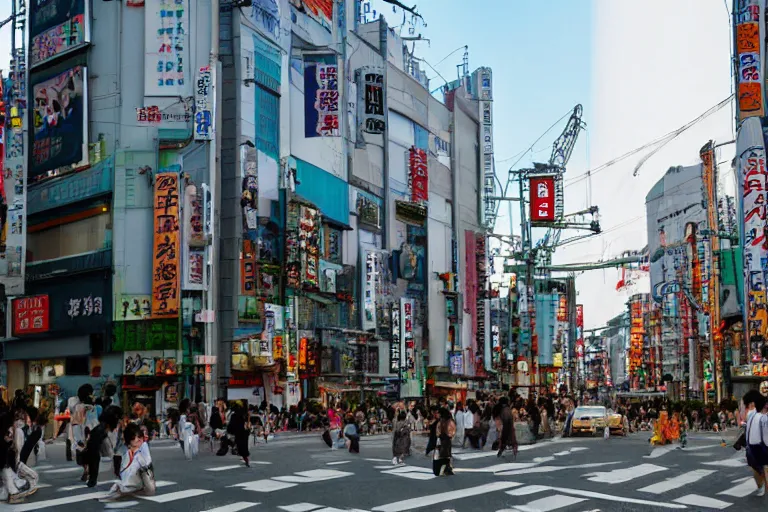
583 463 667 484
513 494 588 512
637 469 716 494
200 503 260 512
718 476 758 497
673 494 732 509
141 489 213 503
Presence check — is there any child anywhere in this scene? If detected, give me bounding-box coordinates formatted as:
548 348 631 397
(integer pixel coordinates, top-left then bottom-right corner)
99 423 155 502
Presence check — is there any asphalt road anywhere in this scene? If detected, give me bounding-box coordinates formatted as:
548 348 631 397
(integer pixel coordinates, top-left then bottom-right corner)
0 429 762 512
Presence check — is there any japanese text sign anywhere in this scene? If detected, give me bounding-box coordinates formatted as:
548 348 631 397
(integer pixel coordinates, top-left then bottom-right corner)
152 172 180 318
12 295 49 335
409 147 428 204
529 176 555 222
194 66 213 140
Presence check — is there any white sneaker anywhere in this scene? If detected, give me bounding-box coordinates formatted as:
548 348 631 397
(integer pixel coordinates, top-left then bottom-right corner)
757 486 765 497
392 457 398 465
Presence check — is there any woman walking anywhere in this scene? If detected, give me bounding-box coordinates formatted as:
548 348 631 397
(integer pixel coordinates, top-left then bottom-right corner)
432 408 455 476
228 405 251 467
391 411 411 464
743 390 768 496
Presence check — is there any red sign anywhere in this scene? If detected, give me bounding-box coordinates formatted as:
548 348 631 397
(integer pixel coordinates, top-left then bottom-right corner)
529 177 555 222
409 147 428 204
13 295 50 335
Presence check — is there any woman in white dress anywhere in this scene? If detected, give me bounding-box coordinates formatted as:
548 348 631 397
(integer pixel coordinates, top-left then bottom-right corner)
100 423 155 502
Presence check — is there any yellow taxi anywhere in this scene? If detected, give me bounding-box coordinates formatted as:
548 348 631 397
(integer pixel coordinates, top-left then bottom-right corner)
571 406 608 436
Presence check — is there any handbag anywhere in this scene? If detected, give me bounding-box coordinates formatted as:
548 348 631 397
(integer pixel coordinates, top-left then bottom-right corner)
734 425 747 451
139 464 156 496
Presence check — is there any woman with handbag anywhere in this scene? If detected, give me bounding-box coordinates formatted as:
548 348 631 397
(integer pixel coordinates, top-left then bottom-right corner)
743 390 768 497
432 408 455 476
99 423 155 502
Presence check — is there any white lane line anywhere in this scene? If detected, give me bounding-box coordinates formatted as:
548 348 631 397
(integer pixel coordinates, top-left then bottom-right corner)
371 481 522 512
452 441 573 461
32 465 54 470
702 458 744 468
271 469 353 483
202 502 261 512
141 489 213 503
638 469 716 494
57 479 118 492
495 462 624 477
532 456 555 463
384 472 435 480
104 501 141 509
718 478 758 497
514 494 587 512
278 504 321 512
673 494 732 509
41 467 83 474
326 461 351 465
231 479 298 492
453 463 538 474
380 466 433 474
644 446 678 459
583 464 667 483
206 465 245 471
505 485 687 509
364 458 391 462
0 490 108 511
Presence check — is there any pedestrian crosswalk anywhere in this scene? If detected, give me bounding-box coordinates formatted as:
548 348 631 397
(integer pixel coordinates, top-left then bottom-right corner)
1 457 767 511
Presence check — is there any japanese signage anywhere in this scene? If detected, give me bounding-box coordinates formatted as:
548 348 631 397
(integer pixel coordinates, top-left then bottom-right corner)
408 147 428 204
529 176 555 222
401 298 415 375
186 249 205 290
144 0 190 97
557 294 567 322
361 250 378 331
183 183 205 291
576 304 584 361
360 69 385 134
389 304 401 373
304 59 340 137
476 67 495 228
32 66 88 177
449 352 463 375
136 106 191 124
299 205 320 288
115 295 152 321
737 122 768 349
734 0 764 120
629 297 644 379
241 144 258 231
291 0 332 30
194 66 213 140
66 295 104 319
12 295 49 335
30 0 89 68
152 172 180 318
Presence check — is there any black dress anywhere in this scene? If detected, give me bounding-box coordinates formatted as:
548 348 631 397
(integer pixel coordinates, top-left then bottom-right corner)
227 414 250 458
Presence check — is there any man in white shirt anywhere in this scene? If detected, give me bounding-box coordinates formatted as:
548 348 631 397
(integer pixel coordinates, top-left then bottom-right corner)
461 404 474 448
744 390 768 496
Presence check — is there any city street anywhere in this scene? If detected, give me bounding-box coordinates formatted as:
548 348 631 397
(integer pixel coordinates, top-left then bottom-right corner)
0 431 761 512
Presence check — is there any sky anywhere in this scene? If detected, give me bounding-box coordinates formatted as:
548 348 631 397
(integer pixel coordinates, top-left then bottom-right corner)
370 0 735 329
0 3 10 75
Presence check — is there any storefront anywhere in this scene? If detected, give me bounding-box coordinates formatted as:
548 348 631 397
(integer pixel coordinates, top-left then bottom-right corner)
121 350 184 417
731 364 768 401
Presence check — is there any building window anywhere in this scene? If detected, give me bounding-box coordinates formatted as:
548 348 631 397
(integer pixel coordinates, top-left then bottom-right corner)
27 213 110 263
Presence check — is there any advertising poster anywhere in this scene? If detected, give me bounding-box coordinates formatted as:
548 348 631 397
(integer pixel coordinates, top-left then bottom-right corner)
12 295 49 335
529 176 555 222
361 249 377 331
31 66 88 177
360 68 385 134
408 146 428 204
194 66 213 140
115 295 152 321
30 0 90 68
144 0 190 97
124 351 162 376
304 58 340 137
152 172 180 318
734 0 764 120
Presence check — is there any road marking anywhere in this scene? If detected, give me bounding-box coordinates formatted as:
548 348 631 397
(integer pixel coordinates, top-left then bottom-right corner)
371 481 522 512
32 465 54 470
202 502 261 512
57 479 119 491
513 494 587 512
271 469 353 483
718 478 758 497
231 479 297 492
638 469 716 494
326 461 351 465
583 463 667 483
505 485 687 509
104 501 141 509
380 466 436 480
644 446 678 459
206 465 246 471
702 458 744 468
496 462 623 477
142 489 213 503
452 441 573 461
673 494 732 509
532 456 555 463
0 490 108 511
364 458 391 463
41 467 83 474
278 504 321 512
452 463 538 474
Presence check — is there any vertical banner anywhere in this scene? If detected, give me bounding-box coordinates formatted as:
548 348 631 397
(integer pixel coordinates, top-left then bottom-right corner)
361 249 377 331
734 0 764 120
629 298 644 388
477 68 495 227
241 144 258 230
194 66 213 140
360 68 385 134
31 66 88 177
389 303 401 373
183 184 205 291
737 117 768 355
29 0 90 68
299 206 320 288
408 146 428 204
152 172 180 317
401 298 415 375
576 304 584 367
304 58 340 137
700 142 721 394
529 176 556 222
144 0 190 97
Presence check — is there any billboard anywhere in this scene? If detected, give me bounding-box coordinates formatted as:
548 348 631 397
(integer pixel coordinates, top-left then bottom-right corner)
144 0 190 97
29 0 90 68
734 0 764 120
476 68 495 228
31 66 88 177
194 66 213 141
152 172 180 318
389 304 401 373
359 68 385 134
12 295 49 336
401 298 415 376
529 176 556 222
408 146 428 204
737 117 768 352
304 58 340 137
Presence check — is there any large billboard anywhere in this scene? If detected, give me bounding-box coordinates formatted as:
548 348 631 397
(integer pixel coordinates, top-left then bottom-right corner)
152 171 180 318
734 0 764 120
29 0 90 68
529 176 556 222
476 67 495 228
304 57 340 137
31 66 88 177
144 0 190 97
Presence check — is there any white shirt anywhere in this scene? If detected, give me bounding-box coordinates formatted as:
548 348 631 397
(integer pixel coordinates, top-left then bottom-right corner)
462 410 474 430
746 409 768 445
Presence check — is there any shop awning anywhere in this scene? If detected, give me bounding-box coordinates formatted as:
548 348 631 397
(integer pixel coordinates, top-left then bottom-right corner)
432 381 468 390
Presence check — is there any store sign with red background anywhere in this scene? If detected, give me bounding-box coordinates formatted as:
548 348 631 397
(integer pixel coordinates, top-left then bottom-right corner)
529 176 555 222
12 295 50 335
